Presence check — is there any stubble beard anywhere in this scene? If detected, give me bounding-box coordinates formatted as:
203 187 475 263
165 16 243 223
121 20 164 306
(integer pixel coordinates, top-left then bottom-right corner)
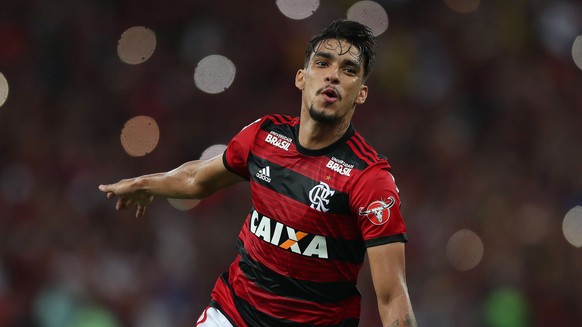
308 104 339 124
308 104 352 139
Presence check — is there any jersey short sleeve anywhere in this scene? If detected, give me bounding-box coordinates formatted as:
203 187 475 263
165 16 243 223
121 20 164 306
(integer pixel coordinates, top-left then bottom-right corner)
222 117 264 179
349 163 407 247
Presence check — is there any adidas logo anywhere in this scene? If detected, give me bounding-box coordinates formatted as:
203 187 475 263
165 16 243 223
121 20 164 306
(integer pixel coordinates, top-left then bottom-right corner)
255 166 271 183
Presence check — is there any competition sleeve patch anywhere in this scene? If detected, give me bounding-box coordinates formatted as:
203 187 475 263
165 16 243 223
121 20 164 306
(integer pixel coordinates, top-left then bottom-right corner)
358 197 395 226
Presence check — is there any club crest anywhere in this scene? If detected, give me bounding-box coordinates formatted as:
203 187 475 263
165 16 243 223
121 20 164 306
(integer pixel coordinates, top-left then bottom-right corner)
359 197 395 225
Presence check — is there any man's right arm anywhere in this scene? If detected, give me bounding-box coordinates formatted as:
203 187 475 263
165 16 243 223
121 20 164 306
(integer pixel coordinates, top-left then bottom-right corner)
98 153 245 217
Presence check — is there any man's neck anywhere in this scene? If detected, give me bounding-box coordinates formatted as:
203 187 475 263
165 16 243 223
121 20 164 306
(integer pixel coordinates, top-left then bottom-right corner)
297 114 351 150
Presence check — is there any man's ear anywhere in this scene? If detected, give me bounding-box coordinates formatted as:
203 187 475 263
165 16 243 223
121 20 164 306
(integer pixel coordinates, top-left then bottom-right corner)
355 84 368 105
295 69 305 90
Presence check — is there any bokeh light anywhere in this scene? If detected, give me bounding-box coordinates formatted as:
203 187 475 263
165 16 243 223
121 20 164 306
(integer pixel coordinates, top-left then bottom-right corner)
485 288 530 327
120 116 160 157
276 0 319 20
167 198 201 211
346 1 389 37
0 73 8 108
563 206 582 248
444 0 480 14
446 229 484 271
194 55 236 94
117 26 157 65
572 36 582 71
200 144 227 160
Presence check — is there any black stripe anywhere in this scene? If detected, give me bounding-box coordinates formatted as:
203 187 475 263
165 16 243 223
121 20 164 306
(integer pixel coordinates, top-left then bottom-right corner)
269 114 285 125
365 233 408 247
220 271 359 327
353 133 379 161
346 138 376 164
272 114 294 124
236 238 360 303
248 154 350 215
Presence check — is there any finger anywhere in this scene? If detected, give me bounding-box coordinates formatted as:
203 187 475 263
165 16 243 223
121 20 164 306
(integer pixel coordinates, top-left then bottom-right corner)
116 198 130 211
106 192 115 199
116 199 123 211
136 204 146 218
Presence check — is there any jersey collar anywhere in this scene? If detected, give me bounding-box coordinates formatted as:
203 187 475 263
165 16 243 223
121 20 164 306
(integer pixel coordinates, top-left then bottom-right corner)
292 123 355 156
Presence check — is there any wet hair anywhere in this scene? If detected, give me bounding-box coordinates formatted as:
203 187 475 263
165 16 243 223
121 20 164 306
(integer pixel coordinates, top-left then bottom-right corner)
304 19 377 81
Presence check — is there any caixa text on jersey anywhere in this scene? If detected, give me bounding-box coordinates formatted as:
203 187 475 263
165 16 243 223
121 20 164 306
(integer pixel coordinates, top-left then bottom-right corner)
249 210 328 259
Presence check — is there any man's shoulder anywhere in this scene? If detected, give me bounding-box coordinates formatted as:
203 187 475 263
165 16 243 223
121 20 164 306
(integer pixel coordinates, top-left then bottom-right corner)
255 114 298 136
261 114 299 126
239 114 296 132
341 129 390 169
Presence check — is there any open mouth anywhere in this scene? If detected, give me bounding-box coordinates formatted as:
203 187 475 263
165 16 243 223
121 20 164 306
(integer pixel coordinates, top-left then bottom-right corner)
320 87 340 101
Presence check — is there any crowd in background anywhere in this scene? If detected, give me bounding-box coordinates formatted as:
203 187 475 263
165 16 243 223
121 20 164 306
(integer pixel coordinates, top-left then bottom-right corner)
1 0 581 326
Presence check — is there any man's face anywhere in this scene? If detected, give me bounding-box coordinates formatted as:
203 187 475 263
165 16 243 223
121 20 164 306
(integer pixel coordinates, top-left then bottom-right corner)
295 38 368 124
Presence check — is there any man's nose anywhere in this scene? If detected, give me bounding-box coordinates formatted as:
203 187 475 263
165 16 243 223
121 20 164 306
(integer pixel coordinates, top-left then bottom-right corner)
325 67 340 83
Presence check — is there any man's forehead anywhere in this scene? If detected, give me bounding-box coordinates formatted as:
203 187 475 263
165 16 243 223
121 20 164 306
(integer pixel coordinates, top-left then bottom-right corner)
312 38 362 62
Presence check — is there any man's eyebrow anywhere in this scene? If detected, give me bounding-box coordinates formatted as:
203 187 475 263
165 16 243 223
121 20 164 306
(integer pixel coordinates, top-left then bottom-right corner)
312 51 362 69
312 51 334 60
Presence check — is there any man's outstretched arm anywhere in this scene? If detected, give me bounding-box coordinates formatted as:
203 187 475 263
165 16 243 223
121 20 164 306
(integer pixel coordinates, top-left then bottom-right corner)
98 153 245 217
367 242 417 327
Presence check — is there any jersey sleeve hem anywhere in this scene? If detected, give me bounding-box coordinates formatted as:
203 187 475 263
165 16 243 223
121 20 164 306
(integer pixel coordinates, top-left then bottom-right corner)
365 233 408 248
222 150 250 181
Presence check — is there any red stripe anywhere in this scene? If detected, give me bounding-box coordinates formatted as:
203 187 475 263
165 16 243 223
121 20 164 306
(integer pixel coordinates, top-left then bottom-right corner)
277 114 295 124
229 262 360 325
195 307 209 326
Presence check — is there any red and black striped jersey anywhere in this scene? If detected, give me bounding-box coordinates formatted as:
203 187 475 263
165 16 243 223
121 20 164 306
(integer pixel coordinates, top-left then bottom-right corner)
210 114 407 327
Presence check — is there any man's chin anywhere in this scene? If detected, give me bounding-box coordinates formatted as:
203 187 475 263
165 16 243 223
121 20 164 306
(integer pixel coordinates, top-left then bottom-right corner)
309 106 338 123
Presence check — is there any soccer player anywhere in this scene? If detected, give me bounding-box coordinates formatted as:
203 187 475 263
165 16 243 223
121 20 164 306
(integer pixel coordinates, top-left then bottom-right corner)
99 19 416 327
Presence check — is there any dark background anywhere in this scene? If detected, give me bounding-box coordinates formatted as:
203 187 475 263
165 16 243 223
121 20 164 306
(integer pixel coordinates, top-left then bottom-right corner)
0 0 581 326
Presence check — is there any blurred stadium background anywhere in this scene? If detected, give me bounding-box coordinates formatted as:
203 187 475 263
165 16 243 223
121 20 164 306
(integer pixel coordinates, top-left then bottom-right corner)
1 0 582 326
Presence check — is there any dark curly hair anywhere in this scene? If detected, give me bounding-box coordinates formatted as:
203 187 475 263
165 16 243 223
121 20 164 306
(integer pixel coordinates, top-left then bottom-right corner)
304 19 377 81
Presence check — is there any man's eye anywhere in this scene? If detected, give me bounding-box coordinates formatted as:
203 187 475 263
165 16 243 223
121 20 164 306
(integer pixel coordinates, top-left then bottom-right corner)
315 61 328 67
343 67 356 75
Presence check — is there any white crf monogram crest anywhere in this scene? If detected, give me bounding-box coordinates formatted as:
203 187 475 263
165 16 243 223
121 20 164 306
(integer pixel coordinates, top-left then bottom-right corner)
309 181 335 212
